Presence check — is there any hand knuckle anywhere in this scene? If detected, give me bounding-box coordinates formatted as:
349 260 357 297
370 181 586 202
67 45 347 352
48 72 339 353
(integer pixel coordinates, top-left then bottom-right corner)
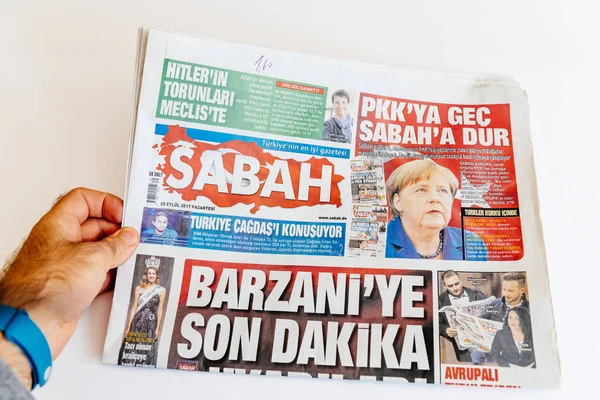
104 238 119 255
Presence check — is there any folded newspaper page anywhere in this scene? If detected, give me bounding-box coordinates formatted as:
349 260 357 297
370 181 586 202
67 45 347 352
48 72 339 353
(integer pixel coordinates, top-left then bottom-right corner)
439 297 502 353
103 28 560 388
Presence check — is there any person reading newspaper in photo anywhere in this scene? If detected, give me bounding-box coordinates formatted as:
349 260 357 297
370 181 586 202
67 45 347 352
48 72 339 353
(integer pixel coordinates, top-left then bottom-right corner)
141 211 178 245
0 188 140 399
119 257 167 367
438 270 487 364
384 159 487 260
490 307 536 367
323 89 353 143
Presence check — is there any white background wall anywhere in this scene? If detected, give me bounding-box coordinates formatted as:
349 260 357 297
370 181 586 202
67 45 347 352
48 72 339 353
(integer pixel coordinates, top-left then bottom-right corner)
1 0 598 398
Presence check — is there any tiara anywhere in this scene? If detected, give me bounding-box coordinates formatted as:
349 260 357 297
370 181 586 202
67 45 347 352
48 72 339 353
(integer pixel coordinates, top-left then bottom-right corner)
145 256 161 270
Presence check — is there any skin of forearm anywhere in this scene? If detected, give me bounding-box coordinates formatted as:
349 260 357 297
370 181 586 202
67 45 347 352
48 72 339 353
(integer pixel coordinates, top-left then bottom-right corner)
0 332 33 389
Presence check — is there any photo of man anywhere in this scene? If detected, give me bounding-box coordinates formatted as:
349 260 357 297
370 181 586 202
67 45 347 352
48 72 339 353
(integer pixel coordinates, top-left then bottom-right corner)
141 211 178 245
439 270 486 364
323 89 353 143
482 272 529 322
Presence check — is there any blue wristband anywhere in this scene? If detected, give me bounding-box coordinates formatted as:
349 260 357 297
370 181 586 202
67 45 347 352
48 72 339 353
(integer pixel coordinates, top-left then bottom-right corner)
0 305 52 389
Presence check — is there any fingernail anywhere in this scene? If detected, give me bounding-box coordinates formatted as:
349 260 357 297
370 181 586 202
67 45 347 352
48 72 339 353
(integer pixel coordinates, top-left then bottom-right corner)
118 227 139 246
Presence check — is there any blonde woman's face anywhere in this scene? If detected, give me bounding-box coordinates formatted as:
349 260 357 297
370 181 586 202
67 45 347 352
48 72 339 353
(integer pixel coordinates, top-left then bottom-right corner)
393 172 453 231
147 268 157 283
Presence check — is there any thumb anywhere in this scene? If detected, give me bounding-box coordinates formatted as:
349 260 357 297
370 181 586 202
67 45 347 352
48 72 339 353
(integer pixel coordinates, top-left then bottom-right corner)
93 227 140 271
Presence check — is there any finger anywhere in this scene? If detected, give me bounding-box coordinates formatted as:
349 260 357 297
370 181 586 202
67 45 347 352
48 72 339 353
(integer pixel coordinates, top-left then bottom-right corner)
50 188 124 225
89 227 140 272
81 218 122 242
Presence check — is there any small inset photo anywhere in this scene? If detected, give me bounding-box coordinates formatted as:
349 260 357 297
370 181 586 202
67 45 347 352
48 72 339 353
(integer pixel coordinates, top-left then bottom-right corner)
118 254 175 367
322 88 356 144
140 207 191 246
438 270 534 368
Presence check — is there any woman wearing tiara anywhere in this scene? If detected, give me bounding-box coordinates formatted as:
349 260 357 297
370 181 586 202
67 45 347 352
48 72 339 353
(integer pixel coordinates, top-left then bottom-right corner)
119 256 167 367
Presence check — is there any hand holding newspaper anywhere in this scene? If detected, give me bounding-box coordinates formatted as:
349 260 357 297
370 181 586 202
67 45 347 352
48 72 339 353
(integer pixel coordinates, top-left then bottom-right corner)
439 297 502 353
103 28 560 388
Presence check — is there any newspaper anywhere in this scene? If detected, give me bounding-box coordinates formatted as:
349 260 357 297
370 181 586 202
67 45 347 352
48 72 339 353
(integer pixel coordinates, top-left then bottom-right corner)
102 28 560 388
439 297 502 353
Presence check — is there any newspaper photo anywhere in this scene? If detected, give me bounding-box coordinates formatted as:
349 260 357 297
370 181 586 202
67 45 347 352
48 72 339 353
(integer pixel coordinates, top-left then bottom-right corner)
102 28 560 388
440 296 502 353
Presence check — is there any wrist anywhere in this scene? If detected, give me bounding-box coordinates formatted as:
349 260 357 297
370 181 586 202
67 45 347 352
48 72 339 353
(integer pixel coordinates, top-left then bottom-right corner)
26 308 61 354
0 306 53 389
0 332 33 390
